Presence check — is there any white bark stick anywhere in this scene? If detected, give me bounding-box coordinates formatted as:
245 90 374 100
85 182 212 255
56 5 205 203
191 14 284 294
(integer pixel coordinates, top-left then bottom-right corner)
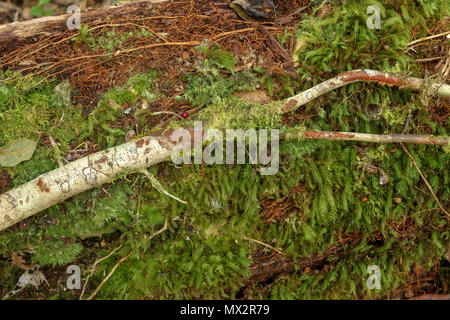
0 136 174 231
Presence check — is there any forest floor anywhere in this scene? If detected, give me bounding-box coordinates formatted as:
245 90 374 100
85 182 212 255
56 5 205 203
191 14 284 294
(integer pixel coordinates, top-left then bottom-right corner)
0 0 449 300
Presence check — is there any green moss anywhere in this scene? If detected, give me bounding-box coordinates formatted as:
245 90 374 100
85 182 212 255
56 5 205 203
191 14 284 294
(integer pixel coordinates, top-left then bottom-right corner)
72 25 155 53
179 44 258 107
0 1 449 299
197 97 282 129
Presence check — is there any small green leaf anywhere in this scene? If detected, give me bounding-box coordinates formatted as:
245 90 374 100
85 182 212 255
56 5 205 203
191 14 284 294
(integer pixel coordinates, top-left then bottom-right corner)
0 138 37 167
30 6 42 17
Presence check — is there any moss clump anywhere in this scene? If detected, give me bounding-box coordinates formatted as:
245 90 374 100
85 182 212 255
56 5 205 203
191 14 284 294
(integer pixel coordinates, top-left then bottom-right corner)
197 97 282 130
72 24 155 53
179 42 258 107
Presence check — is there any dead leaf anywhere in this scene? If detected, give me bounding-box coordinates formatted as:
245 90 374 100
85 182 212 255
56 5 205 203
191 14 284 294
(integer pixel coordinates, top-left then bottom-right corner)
11 253 31 271
0 138 37 167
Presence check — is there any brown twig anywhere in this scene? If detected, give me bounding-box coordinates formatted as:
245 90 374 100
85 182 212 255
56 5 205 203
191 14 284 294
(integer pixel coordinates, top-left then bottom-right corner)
400 143 449 218
281 69 450 114
285 130 449 146
80 245 123 300
86 251 132 300
256 23 294 66
86 218 168 300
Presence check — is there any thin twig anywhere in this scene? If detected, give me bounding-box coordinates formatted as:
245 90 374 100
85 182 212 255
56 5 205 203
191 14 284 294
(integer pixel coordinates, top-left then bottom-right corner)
48 135 64 167
86 218 168 300
415 56 445 63
408 31 450 46
241 235 284 255
151 111 183 119
79 245 123 300
285 130 449 146
86 251 132 300
140 168 187 204
400 143 449 218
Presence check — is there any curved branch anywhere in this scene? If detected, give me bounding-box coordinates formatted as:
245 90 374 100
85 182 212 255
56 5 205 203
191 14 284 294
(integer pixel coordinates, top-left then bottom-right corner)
281 69 450 113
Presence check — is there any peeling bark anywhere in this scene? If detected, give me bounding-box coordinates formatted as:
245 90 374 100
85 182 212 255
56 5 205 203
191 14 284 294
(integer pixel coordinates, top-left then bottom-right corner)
281 69 450 113
0 135 174 231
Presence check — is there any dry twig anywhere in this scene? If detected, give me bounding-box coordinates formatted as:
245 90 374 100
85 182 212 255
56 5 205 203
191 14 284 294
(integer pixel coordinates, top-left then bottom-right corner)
400 143 449 218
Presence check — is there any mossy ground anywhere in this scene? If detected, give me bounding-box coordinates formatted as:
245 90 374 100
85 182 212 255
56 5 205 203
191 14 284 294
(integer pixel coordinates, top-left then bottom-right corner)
0 0 449 299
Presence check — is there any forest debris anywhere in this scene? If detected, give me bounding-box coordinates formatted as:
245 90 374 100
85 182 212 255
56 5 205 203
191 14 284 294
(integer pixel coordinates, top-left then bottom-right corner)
281 69 450 114
0 0 169 51
256 23 294 66
1 69 448 232
285 130 449 146
0 135 175 231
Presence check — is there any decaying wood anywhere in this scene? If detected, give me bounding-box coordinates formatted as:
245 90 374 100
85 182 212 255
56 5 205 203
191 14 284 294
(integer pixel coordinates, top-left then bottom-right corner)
0 0 168 51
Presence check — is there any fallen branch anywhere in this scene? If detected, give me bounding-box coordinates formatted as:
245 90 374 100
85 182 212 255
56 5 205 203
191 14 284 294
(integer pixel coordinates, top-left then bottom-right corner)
0 0 169 51
0 135 175 231
281 69 450 113
285 130 449 146
1 70 448 232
